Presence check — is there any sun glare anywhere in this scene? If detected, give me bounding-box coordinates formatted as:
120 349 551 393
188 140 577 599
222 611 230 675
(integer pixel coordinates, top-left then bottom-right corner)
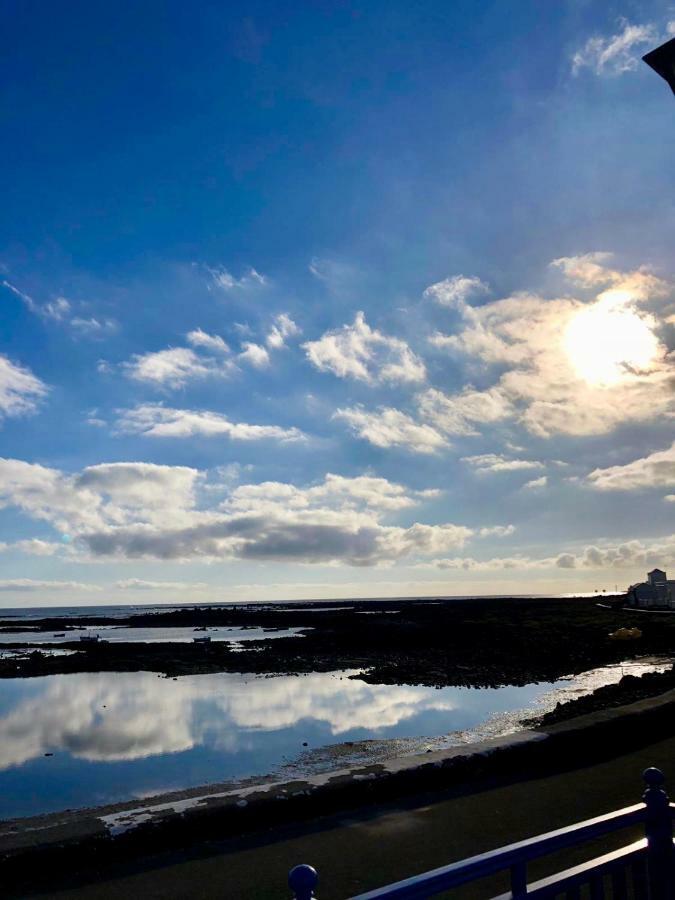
563 292 660 386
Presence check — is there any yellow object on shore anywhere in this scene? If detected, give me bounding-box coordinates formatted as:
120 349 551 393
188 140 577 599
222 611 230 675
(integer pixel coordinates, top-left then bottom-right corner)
608 627 643 641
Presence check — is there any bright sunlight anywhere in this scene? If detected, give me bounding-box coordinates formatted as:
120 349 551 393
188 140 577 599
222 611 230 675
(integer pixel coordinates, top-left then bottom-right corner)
563 291 660 386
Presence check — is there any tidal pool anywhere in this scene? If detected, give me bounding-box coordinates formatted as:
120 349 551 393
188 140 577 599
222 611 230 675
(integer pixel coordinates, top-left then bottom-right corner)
0 625 307 645
0 659 668 820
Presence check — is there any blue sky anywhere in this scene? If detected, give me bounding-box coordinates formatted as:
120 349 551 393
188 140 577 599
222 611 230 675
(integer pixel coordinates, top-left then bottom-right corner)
1 0 674 606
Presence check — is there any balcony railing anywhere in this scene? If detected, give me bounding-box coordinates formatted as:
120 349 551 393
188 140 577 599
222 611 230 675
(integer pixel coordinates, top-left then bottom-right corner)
288 767 674 899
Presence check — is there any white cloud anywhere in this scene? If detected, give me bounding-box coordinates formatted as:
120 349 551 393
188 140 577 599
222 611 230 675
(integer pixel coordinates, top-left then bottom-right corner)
115 579 210 591
0 580 101 592
238 342 271 368
206 265 267 291
116 404 305 442
2 280 70 321
416 386 513 437
462 454 545 473
70 317 119 337
0 459 474 566
3 280 118 337
334 406 447 454
186 329 230 354
124 347 228 388
11 539 62 556
423 275 489 308
430 534 675 573
304 312 426 385
478 525 515 538
572 21 657 77
0 355 48 420
428 255 674 438
587 442 675 491
665 495 675 503
524 476 548 490
266 313 300 349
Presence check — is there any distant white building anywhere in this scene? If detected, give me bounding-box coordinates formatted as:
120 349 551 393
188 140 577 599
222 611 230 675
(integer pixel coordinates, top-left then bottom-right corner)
627 569 675 609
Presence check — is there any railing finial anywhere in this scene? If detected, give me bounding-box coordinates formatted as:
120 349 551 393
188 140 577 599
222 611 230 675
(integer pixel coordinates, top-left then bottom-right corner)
642 767 673 899
643 767 666 791
289 863 318 900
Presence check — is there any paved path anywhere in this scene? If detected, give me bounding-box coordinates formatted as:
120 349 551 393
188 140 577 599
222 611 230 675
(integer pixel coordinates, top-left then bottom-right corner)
34 735 675 899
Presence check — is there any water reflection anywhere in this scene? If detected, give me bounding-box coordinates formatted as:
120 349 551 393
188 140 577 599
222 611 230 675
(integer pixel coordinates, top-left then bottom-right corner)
0 660 668 820
0 625 306 644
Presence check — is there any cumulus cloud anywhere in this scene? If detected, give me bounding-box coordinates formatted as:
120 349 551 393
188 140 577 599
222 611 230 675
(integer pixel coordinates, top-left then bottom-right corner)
0 355 48 420
0 459 473 565
427 255 674 438
524 476 548 490
572 21 657 77
587 442 675 491
304 312 426 385
124 347 231 388
423 275 490 308
238 342 270 368
186 329 230 354
462 454 545 474
266 313 300 349
416 387 513 437
430 534 675 573
334 407 447 454
115 404 305 442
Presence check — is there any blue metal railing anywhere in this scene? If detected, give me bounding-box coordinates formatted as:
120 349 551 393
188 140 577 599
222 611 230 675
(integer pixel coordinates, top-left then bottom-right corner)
288 767 674 899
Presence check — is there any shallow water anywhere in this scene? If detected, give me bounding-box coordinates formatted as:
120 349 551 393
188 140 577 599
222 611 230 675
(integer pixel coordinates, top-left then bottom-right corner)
0 659 668 820
0 625 307 645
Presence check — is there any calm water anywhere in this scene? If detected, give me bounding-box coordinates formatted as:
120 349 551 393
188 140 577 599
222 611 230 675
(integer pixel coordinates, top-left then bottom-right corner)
0 659 667 820
0 625 307 645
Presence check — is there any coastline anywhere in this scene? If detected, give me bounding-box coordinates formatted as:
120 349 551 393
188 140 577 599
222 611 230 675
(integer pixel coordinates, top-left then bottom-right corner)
4 683 675 892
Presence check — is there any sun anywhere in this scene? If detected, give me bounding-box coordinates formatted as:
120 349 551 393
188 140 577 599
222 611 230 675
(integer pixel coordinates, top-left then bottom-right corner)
563 291 660 386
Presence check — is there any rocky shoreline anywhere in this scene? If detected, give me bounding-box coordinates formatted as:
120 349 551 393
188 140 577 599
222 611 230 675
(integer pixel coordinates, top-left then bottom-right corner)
1 596 673 693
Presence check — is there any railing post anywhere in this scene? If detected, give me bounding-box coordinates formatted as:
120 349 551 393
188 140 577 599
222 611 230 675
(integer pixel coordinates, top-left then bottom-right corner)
289 864 318 900
643 767 673 899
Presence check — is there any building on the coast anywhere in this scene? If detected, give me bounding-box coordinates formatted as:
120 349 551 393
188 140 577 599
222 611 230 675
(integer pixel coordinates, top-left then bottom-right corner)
626 569 675 609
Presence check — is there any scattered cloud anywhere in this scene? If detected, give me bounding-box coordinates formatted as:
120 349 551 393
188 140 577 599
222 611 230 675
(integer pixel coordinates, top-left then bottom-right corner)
524 476 548 490
416 387 513 437
0 355 48 421
266 313 301 349
186 328 230 354
124 347 231 388
206 265 267 291
3 280 118 338
587 442 675 491
334 406 446 454
478 525 515 538
430 533 675 572
423 275 490 308
70 316 119 337
115 579 210 590
0 579 101 592
571 20 657 77
462 454 545 474
239 341 271 368
116 404 305 442
304 312 426 385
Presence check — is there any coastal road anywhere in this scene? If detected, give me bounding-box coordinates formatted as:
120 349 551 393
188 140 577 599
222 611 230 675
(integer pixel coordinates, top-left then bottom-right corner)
33 734 675 899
